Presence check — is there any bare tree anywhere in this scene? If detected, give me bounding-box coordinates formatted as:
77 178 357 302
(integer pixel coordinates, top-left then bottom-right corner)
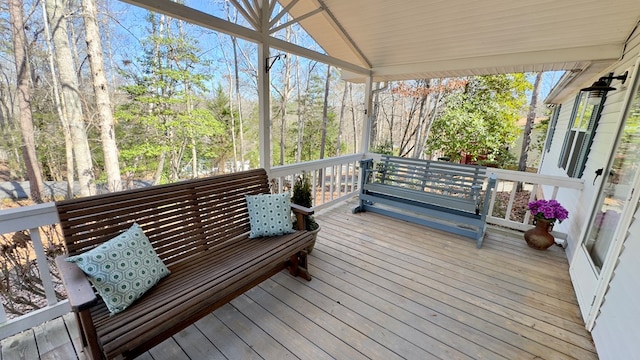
319 65 331 159
273 50 292 165
349 83 358 153
337 81 348 156
42 0 74 198
46 0 96 196
82 0 122 192
8 0 45 202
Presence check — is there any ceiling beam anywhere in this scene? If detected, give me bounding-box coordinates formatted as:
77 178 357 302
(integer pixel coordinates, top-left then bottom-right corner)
270 0 300 28
370 44 622 79
119 0 369 75
231 0 260 30
270 7 324 34
269 36 370 75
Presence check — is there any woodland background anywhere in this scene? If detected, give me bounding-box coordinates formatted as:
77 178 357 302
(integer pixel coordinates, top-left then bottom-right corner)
0 0 560 318
0 0 557 203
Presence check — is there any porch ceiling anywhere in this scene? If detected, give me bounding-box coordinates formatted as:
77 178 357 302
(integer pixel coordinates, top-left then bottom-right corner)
282 0 640 81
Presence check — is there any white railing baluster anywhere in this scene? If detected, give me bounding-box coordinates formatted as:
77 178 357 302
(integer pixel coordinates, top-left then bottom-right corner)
486 168 584 234
338 164 343 198
487 178 499 218
329 166 335 201
29 227 58 305
270 154 367 210
524 184 538 224
0 202 71 339
0 297 6 323
505 182 517 221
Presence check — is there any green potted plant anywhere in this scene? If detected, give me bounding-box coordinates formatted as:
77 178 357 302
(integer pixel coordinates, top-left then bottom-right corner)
291 173 320 253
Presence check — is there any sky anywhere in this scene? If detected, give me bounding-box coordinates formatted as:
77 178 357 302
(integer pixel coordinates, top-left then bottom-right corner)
107 1 563 103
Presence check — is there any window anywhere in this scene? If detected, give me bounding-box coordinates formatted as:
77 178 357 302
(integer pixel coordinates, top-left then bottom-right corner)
558 92 603 177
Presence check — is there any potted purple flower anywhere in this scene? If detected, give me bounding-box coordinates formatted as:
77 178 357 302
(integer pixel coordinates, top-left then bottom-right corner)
528 199 569 224
524 199 569 250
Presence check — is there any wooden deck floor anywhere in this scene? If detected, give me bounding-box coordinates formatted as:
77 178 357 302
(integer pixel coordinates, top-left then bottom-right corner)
1 199 597 360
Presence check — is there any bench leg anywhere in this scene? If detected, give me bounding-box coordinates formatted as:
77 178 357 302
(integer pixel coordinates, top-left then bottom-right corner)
289 251 312 281
77 309 104 360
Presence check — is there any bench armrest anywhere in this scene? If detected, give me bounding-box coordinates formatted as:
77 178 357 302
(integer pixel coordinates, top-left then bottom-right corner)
291 203 314 216
56 254 97 312
291 203 314 231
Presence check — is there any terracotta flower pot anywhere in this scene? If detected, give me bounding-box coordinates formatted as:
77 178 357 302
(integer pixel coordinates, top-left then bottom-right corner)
524 219 556 250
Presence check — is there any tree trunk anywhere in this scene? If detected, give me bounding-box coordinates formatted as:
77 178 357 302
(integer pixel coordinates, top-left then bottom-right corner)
41 0 74 198
232 38 245 170
370 82 382 150
9 0 45 202
278 53 291 166
82 0 122 192
295 57 303 162
153 152 166 185
337 81 348 156
412 90 429 158
319 65 331 160
46 0 96 196
518 72 543 173
349 83 358 153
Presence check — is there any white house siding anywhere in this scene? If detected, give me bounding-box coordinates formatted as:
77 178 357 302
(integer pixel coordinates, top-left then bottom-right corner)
540 29 640 360
589 31 640 359
539 97 592 260
591 212 640 359
541 31 640 261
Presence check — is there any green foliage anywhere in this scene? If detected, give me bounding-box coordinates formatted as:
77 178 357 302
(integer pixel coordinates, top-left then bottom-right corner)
292 173 313 208
532 117 550 154
285 74 340 163
426 74 531 166
291 173 319 231
372 141 394 156
115 14 230 180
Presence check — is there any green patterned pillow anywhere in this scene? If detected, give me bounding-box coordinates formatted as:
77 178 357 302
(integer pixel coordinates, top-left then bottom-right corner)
66 223 170 314
245 192 295 238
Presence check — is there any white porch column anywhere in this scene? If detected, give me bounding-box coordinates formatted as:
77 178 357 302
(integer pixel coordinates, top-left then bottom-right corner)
361 75 374 153
258 0 271 170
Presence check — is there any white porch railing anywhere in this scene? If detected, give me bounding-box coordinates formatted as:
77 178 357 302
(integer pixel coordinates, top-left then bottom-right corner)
0 155 585 340
270 153 365 211
0 203 70 339
485 168 585 239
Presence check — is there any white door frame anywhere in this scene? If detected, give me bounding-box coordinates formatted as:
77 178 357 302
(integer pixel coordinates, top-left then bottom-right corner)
571 52 640 330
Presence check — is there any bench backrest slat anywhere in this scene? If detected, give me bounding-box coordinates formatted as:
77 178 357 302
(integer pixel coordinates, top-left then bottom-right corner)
377 155 486 202
56 169 270 268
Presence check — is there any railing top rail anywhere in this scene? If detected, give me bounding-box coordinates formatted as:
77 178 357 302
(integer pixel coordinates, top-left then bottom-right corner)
488 168 584 190
0 202 59 234
269 153 366 178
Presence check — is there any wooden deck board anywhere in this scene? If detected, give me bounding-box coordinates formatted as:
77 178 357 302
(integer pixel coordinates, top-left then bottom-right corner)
171 323 225 359
2 198 597 360
321 215 587 334
1 327 38 360
317 225 594 359
194 313 262 360
246 283 370 360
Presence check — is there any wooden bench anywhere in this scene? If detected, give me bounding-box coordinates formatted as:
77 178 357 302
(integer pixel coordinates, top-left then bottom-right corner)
55 169 315 360
353 156 496 248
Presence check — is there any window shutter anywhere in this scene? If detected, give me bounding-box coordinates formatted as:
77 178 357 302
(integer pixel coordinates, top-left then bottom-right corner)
573 103 602 178
545 105 561 152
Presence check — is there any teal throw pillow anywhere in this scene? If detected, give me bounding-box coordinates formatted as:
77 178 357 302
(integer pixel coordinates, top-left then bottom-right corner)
245 192 295 238
66 223 170 314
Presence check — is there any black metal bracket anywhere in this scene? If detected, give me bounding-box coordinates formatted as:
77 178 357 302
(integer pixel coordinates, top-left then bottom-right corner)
265 53 286 73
